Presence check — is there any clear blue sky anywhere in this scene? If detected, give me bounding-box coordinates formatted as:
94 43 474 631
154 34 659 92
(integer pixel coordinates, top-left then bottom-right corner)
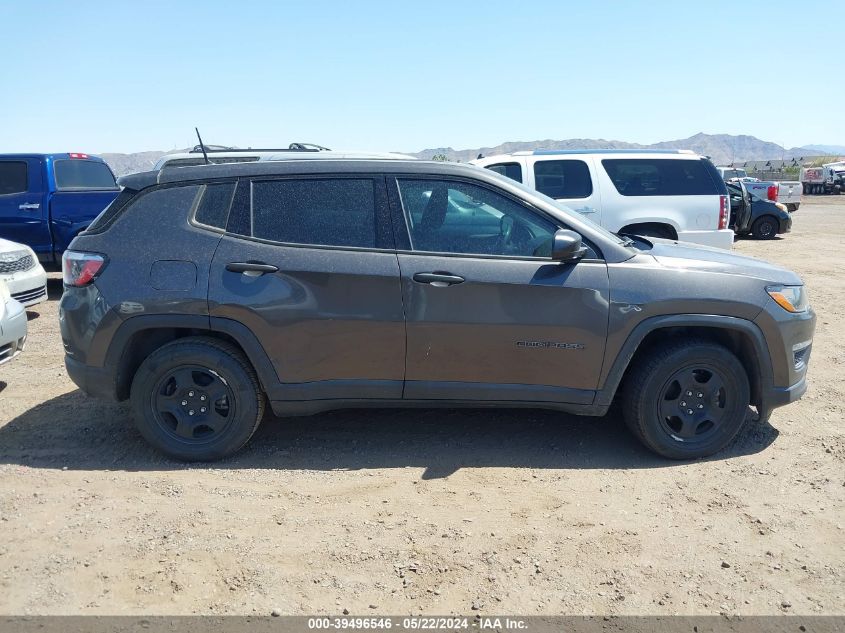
1 0 841 154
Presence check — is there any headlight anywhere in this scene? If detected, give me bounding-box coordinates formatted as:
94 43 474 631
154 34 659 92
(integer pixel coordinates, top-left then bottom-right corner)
767 285 809 313
775 203 788 212
0 249 29 263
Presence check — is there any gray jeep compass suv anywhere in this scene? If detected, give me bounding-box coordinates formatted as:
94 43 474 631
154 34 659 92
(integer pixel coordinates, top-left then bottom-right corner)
59 159 815 461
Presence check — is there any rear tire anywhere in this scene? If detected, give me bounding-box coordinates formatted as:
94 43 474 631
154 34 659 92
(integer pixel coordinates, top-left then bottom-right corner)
751 215 778 239
622 340 750 459
130 336 265 461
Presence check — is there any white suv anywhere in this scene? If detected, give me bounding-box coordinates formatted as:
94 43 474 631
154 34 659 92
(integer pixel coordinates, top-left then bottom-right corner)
472 150 734 249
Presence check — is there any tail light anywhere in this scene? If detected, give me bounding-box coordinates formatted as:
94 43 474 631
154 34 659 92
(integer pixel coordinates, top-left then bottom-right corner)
62 251 106 287
718 195 729 229
767 184 778 201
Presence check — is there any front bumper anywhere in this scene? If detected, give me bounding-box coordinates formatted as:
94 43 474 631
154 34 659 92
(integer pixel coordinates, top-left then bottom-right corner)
0 299 28 365
779 214 793 234
1 264 48 307
676 228 735 250
754 302 815 413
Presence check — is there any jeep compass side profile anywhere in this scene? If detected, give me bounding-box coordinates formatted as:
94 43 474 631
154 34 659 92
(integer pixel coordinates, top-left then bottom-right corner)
60 160 814 461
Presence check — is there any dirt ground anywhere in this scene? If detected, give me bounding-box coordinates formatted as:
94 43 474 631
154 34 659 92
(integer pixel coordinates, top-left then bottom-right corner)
0 197 842 617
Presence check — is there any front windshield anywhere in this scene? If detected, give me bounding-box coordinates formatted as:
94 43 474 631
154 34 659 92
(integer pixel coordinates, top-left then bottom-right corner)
482 167 627 244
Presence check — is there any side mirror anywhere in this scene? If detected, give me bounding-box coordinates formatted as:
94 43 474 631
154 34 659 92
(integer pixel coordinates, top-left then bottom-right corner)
551 229 586 262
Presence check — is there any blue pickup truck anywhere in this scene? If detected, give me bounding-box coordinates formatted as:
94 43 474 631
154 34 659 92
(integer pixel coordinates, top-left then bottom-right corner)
0 153 119 265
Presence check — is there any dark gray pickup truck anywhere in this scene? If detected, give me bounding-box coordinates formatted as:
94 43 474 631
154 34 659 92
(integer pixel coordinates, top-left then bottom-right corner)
59 159 815 461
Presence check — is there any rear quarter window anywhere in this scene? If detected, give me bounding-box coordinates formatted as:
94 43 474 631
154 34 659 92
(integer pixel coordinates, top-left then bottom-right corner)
54 160 118 190
485 162 523 183
193 182 237 230
0 161 28 195
87 185 202 234
601 158 719 196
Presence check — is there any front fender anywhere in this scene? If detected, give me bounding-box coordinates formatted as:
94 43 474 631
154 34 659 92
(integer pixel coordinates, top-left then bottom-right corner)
595 314 773 407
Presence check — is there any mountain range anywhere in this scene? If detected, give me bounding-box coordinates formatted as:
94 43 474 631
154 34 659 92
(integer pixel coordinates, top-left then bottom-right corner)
100 133 845 176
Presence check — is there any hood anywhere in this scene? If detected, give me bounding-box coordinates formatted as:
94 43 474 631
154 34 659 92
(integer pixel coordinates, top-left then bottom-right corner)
0 237 30 254
645 239 803 285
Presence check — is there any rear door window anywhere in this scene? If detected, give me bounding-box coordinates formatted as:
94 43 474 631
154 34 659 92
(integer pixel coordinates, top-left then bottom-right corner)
485 162 523 183
250 178 376 248
601 158 719 196
0 161 28 195
533 160 593 199
54 160 118 190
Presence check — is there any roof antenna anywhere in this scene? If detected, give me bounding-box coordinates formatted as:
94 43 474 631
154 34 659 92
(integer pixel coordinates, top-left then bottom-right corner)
195 127 210 165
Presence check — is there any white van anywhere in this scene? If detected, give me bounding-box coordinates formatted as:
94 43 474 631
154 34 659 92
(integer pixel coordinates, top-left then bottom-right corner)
472 150 734 249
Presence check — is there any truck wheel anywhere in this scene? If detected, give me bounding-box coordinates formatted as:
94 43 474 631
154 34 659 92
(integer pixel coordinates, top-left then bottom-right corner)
622 341 750 459
802 184 809 195
130 336 265 461
751 216 778 239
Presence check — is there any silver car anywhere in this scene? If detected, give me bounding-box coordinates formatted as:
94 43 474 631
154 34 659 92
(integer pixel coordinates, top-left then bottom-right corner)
0 279 27 366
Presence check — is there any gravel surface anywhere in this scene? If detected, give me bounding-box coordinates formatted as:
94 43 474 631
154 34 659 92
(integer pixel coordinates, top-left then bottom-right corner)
0 196 842 616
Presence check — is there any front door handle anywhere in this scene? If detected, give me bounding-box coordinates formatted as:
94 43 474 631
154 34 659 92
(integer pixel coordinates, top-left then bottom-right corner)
19 203 40 211
226 261 279 276
412 272 465 287
574 206 596 214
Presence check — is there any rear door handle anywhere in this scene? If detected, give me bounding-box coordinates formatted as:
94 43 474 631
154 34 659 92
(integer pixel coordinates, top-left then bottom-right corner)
19 203 40 211
574 206 596 214
226 261 279 276
413 272 465 287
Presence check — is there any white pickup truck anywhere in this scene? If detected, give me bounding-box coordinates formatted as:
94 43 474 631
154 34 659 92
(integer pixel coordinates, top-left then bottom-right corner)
716 167 801 212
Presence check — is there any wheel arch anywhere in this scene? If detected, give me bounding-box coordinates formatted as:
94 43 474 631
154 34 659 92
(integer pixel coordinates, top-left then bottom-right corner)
596 315 773 411
105 315 278 401
618 221 678 240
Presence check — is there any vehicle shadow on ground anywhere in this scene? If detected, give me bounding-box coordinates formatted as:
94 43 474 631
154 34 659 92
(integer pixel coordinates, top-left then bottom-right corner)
0 390 779 478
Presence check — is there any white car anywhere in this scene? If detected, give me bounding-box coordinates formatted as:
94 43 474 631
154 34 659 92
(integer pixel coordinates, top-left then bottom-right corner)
472 150 735 250
0 238 48 307
0 279 27 366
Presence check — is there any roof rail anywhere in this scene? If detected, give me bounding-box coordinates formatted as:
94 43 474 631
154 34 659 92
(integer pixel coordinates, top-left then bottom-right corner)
188 142 331 154
531 148 697 156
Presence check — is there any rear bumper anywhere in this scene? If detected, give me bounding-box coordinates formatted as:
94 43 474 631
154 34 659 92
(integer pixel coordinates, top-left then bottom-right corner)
64 354 118 399
676 228 735 250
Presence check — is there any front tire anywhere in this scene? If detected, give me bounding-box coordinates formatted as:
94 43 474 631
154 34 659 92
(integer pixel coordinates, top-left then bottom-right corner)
622 341 750 459
751 215 778 239
130 337 265 461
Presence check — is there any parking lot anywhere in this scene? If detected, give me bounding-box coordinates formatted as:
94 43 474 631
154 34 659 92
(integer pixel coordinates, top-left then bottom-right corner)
0 196 842 616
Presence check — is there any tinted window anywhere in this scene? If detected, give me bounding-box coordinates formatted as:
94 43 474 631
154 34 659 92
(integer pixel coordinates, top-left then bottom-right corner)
397 179 557 258
0 161 27 195
486 162 522 182
54 160 117 190
602 158 718 196
194 182 236 229
251 178 375 248
533 160 592 199
119 185 201 227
